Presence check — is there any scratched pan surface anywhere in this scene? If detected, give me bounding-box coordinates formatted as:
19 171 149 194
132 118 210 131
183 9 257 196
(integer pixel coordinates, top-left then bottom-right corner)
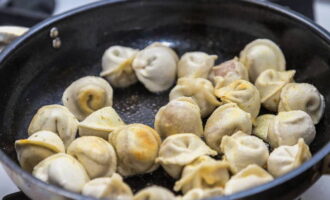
1 0 330 200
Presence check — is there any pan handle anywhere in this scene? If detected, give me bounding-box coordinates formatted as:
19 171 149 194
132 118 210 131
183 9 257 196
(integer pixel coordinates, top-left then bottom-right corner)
0 26 28 52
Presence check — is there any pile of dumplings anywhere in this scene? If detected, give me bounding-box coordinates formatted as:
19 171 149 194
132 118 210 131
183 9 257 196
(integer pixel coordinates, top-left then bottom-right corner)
15 39 325 200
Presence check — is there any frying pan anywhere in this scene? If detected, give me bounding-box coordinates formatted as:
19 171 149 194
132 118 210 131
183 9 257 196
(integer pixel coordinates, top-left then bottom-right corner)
0 0 330 199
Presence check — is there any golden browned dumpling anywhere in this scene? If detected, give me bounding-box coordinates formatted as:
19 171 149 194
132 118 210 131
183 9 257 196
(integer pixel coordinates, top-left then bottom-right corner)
132 42 178 92
82 173 133 200
156 133 217 179
100 45 139 88
178 52 217 79
220 131 269 174
239 39 286 82
267 139 311 177
267 110 316 148
255 69 295 112
224 164 273 195
214 80 261 119
204 103 252 152
134 186 176 200
209 57 249 88
279 83 325 124
154 97 203 139
67 136 117 179
108 124 161 177
28 104 78 147
15 130 65 172
174 156 230 194
78 106 125 139
62 76 113 120
33 153 90 193
170 77 221 118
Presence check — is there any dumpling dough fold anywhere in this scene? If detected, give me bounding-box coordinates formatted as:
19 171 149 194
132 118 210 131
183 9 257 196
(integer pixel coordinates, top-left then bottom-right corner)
156 133 217 179
101 45 139 88
62 76 113 120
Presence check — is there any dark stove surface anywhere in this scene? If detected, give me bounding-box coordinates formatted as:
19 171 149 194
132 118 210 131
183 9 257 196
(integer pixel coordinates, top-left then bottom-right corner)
0 0 55 26
3 192 30 200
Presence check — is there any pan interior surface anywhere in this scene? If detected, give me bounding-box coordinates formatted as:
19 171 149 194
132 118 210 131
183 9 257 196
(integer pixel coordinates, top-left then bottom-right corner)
0 0 330 199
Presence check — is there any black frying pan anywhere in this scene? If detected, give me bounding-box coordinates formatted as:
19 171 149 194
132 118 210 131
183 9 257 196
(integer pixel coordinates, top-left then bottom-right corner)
0 0 330 199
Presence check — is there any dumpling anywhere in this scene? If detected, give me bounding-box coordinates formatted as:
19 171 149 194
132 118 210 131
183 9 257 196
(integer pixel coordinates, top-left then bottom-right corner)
154 97 203 139
220 131 269 174
179 188 224 200
204 103 252 152
178 52 217 79
169 77 221 118
156 133 217 179
253 114 275 141
100 45 139 88
214 79 261 119
134 186 176 200
15 130 65 172
279 83 325 124
239 39 286 82
33 153 90 193
224 164 273 195
267 110 316 148
67 136 117 179
62 76 113 120
79 106 125 139
28 104 78 147
267 139 311 177
82 173 133 200
108 123 161 176
132 42 178 92
174 156 230 194
255 69 295 112
209 57 249 88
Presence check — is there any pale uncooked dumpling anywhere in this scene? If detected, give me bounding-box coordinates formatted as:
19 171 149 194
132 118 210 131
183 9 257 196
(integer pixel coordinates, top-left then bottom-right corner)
239 39 286 82
214 79 261 119
253 114 275 141
132 42 178 92
255 69 295 112
267 110 316 148
101 45 139 88
78 106 125 139
267 139 311 177
33 153 90 193
174 156 230 194
204 103 252 152
82 173 133 200
156 133 217 179
134 186 176 200
62 76 113 120
67 136 117 179
154 97 203 139
109 124 161 177
28 104 78 147
279 83 325 124
178 52 217 79
224 164 273 195
179 188 224 200
220 131 269 174
169 77 221 118
209 57 249 88
15 130 65 172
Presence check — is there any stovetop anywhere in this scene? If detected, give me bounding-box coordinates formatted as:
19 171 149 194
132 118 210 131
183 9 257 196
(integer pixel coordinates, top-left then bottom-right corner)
1 0 330 199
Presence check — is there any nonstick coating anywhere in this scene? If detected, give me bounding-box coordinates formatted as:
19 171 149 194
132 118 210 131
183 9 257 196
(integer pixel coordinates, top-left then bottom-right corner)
0 0 330 200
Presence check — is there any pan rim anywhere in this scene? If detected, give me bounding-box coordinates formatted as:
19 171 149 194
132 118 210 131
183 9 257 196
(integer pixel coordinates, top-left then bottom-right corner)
0 0 330 199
